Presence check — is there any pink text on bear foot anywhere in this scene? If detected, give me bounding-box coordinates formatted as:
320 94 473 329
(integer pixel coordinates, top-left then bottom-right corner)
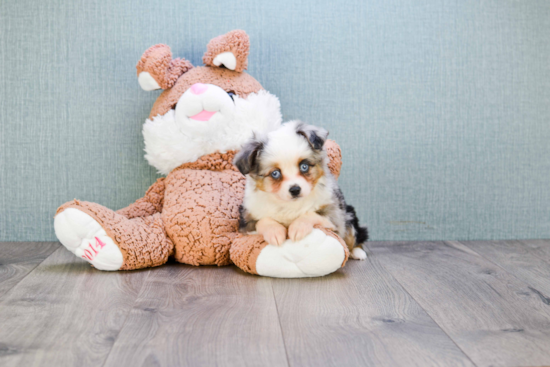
81 237 107 261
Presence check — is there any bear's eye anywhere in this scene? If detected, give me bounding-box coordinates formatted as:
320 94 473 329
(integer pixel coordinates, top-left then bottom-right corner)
227 91 236 101
270 170 281 179
299 162 310 173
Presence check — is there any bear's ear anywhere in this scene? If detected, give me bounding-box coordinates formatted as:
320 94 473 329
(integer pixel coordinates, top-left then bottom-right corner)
203 30 250 72
136 44 193 91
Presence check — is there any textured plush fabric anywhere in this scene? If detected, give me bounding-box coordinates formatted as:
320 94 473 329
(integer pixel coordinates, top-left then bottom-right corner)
116 178 166 218
230 233 268 275
324 140 342 180
162 151 245 266
136 45 194 90
203 30 250 72
1 0 550 241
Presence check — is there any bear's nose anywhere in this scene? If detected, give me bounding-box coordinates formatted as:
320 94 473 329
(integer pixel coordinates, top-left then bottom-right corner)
190 83 208 95
289 185 301 197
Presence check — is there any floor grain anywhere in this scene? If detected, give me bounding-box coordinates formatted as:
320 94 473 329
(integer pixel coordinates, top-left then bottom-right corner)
0 242 59 298
271 256 475 367
103 263 288 367
463 239 550 296
0 247 149 367
368 240 550 367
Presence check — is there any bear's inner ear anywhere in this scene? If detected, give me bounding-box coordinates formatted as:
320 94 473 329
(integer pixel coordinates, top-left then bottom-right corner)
138 71 161 91
203 30 250 72
213 52 237 70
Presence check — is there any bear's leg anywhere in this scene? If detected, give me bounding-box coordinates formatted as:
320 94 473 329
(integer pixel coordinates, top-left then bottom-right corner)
54 200 173 271
230 227 349 278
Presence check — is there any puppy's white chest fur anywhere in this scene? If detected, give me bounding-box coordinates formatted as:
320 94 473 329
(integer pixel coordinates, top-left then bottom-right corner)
244 176 334 227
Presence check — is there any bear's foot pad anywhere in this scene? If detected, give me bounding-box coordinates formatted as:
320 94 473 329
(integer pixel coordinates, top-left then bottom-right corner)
54 208 123 271
255 228 346 278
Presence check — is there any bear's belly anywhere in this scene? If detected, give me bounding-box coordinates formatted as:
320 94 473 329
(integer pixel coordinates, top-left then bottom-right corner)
162 168 245 266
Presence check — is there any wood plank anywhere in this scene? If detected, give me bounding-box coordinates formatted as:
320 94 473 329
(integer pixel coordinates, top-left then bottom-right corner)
0 242 59 297
103 264 289 367
463 239 550 296
271 255 475 367
0 247 149 367
369 240 550 367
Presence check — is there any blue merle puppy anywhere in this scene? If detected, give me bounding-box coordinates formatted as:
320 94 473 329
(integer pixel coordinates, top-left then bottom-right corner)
234 121 368 260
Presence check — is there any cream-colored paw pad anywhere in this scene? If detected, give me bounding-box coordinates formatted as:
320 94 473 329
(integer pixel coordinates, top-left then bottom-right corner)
255 229 346 278
54 208 123 271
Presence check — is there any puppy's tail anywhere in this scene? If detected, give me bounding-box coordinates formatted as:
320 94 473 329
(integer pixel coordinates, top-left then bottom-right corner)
345 205 368 245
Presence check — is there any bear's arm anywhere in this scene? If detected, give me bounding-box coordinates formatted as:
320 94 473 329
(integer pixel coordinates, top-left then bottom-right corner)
325 139 342 179
116 178 166 219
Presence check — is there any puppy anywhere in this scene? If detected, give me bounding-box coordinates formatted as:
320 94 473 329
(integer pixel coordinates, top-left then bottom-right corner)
234 121 368 260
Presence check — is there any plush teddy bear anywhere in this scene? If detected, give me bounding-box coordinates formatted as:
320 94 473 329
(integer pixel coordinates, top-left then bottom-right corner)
53 30 349 278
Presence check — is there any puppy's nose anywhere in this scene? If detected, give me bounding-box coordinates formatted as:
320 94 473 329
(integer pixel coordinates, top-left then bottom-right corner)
289 185 301 197
190 83 208 95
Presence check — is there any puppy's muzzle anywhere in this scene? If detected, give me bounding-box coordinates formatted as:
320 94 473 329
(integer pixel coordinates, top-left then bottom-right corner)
289 185 301 198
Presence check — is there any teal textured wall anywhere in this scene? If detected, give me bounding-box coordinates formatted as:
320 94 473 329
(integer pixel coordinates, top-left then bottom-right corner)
1 0 549 241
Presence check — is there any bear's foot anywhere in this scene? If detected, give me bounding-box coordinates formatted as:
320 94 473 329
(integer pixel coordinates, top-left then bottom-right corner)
231 227 349 278
54 208 123 271
256 228 347 278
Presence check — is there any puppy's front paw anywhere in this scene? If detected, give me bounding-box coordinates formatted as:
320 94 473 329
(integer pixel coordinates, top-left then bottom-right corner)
263 225 287 247
288 219 314 242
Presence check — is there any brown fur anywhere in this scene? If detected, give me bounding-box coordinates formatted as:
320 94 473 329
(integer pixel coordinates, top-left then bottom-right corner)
344 226 357 252
301 164 324 187
251 175 265 192
267 170 284 193
250 166 284 194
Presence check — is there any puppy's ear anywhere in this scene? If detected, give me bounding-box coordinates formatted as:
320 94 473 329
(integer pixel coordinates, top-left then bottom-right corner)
234 138 264 175
296 123 329 151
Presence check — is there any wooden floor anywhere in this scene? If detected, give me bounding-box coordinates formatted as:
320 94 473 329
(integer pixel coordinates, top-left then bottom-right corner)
1 240 550 367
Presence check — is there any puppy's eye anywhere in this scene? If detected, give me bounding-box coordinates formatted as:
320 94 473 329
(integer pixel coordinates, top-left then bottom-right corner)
271 170 281 179
299 163 310 173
